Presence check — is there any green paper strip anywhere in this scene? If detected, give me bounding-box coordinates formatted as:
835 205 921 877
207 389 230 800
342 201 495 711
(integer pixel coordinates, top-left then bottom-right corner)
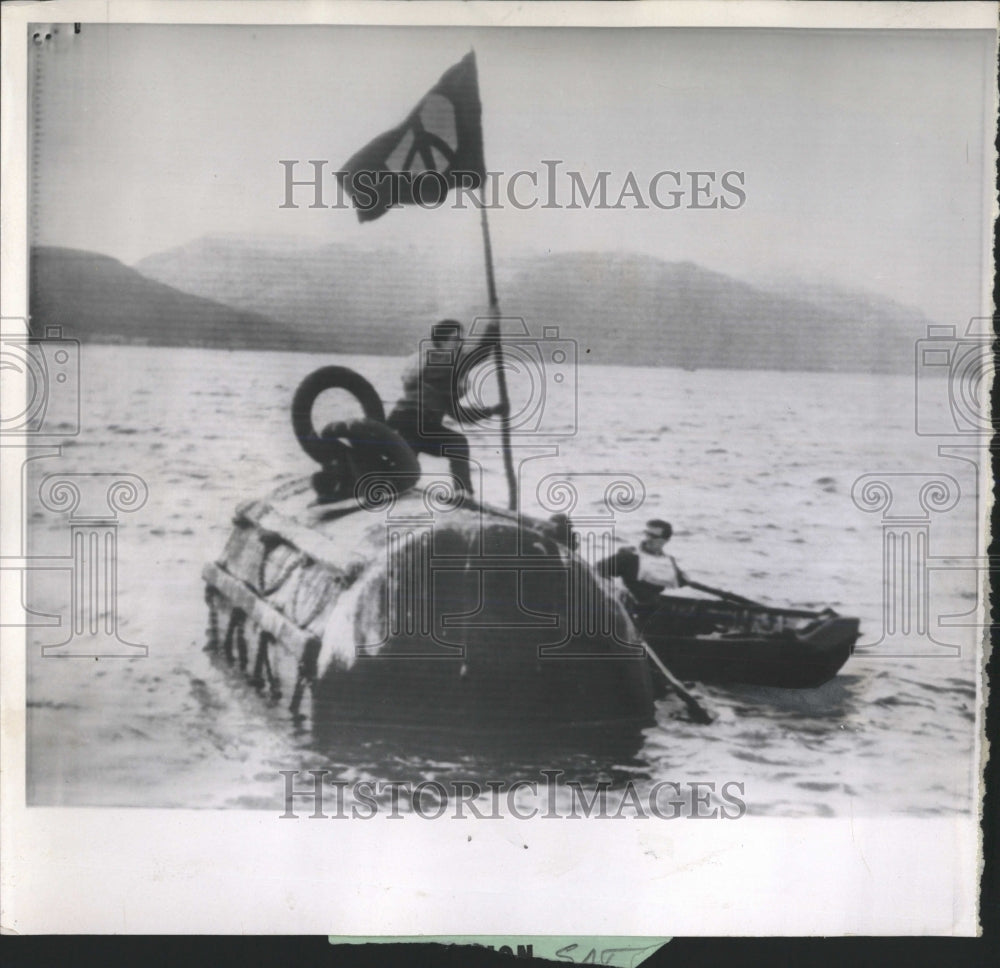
329 936 671 965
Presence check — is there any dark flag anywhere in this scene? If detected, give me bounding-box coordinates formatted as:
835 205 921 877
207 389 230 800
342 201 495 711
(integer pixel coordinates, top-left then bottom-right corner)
337 51 486 222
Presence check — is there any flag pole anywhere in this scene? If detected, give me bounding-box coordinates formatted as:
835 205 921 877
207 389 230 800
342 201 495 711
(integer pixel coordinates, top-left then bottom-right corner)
478 193 517 511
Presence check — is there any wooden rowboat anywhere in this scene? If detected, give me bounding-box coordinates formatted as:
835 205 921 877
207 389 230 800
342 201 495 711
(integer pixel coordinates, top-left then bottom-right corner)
633 593 860 689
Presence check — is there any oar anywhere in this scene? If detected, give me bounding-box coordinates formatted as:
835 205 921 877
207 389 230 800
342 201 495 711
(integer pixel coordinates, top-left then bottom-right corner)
641 642 716 725
684 578 769 607
683 579 818 618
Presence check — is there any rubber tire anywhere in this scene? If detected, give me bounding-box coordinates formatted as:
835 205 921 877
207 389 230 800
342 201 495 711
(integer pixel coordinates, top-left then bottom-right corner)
345 417 421 484
291 366 386 465
310 418 421 505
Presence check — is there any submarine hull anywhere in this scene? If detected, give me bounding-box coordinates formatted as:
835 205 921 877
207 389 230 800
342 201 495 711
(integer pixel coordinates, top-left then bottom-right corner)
202 480 655 740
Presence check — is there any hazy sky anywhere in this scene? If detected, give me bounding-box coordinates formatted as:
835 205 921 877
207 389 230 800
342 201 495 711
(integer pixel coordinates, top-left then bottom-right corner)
30 24 994 322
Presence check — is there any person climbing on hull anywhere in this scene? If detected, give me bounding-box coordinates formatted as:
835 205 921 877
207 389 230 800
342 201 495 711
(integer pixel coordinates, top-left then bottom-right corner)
387 319 507 498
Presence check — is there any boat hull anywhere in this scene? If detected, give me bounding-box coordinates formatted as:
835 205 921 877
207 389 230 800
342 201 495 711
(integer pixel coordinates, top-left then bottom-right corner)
637 595 859 688
203 481 656 737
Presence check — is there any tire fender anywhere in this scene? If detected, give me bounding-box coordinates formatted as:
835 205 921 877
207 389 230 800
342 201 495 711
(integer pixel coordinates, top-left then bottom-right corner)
291 366 386 466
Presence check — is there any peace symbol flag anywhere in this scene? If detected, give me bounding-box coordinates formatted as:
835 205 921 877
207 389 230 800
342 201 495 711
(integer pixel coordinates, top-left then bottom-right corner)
338 51 487 222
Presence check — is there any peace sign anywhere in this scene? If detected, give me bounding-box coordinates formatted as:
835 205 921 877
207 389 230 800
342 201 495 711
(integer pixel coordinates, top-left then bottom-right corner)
386 93 459 176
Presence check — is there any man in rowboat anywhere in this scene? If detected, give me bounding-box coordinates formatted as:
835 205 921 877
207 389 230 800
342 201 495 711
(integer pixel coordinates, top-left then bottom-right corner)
387 319 507 498
597 519 689 606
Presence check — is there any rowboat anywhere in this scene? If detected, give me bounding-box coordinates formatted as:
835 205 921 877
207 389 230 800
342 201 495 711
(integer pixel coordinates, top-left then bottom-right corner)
632 593 860 689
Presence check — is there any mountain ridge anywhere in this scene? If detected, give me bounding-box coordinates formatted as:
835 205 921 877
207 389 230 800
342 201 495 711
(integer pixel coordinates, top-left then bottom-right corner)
30 241 929 372
29 246 309 351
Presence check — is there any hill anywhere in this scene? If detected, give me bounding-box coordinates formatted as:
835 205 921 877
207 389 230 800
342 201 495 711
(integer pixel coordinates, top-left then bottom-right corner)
135 237 928 372
134 235 450 355
28 246 309 351
34 239 930 372
500 252 933 371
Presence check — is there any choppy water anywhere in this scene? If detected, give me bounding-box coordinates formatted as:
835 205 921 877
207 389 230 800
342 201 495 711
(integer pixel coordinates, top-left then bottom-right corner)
25 346 981 816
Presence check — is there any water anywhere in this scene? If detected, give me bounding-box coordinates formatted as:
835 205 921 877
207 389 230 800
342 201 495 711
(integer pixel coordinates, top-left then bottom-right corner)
25 346 980 816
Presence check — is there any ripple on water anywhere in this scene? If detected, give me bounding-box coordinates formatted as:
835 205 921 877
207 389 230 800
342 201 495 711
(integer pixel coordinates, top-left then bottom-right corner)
23 347 980 815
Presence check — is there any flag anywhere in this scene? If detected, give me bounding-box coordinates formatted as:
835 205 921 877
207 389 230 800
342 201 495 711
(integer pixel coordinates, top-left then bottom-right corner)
338 51 486 222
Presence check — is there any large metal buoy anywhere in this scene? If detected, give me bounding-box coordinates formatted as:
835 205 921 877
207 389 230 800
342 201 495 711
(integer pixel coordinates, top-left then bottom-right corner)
202 366 656 748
